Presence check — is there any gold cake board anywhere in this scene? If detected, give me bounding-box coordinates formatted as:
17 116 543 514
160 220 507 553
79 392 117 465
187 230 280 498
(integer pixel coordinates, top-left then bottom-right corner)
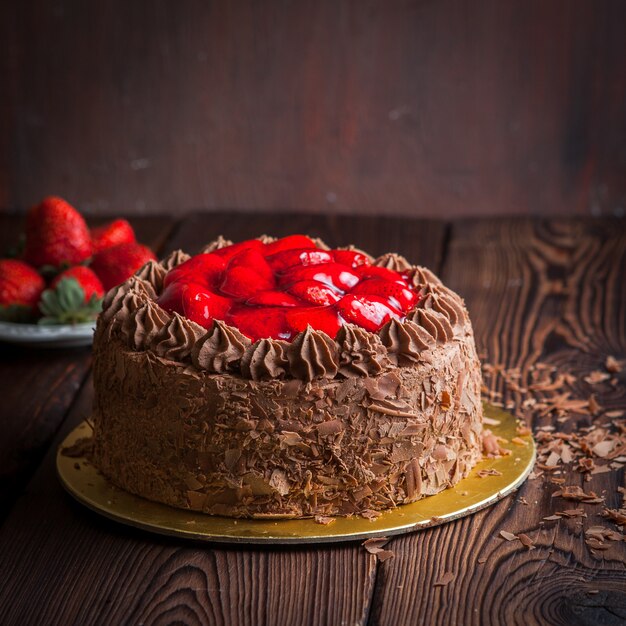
57 404 535 544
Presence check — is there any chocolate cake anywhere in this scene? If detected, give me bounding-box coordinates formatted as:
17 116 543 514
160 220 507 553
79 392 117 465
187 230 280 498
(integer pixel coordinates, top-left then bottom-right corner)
91 235 483 519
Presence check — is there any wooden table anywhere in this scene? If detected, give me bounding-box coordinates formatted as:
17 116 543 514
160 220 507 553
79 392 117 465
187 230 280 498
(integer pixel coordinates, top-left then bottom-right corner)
0 212 624 626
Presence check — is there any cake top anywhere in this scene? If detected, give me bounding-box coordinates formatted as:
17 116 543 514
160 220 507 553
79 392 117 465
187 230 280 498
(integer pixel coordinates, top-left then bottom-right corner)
98 234 471 381
154 235 419 341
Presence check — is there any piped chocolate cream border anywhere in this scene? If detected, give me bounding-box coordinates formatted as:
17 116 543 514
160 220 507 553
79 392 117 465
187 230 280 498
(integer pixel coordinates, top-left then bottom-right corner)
98 236 470 383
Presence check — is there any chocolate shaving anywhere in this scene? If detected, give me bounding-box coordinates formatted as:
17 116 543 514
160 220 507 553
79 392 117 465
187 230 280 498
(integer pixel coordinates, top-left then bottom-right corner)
551 485 604 504
499 530 517 541
477 468 502 478
362 537 395 561
605 356 621 373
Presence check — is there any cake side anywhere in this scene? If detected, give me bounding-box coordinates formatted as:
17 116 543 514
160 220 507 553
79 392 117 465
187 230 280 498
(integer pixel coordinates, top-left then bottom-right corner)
92 331 482 518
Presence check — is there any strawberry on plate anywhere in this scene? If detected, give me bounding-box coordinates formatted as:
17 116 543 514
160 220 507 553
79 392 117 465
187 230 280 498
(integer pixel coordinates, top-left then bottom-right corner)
90 219 136 254
0 259 46 321
23 196 92 269
91 242 156 291
39 266 105 325
50 266 104 301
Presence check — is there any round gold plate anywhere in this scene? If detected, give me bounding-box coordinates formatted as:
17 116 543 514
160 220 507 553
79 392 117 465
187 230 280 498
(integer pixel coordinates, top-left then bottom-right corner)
57 404 534 544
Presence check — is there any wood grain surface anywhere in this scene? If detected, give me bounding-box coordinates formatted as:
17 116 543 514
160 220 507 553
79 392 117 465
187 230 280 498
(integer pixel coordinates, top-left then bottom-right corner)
0 213 624 626
369 218 626 625
2 0 625 218
0 216 176 520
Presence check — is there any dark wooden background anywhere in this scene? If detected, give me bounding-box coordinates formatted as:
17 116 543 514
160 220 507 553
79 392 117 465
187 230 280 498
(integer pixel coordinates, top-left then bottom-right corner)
1 0 625 218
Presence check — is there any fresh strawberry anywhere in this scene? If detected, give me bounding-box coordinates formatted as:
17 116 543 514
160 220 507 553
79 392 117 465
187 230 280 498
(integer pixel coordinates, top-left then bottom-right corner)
50 266 104 301
355 265 407 284
246 290 303 307
336 294 401 332
265 248 333 273
0 259 46 321
286 280 342 306
163 254 226 290
90 219 136 254
350 278 417 312
286 305 342 339
157 282 231 327
211 239 264 262
333 250 371 269
264 235 316 256
39 266 104 324
279 263 359 292
90 242 156 290
23 196 92 269
226 304 292 341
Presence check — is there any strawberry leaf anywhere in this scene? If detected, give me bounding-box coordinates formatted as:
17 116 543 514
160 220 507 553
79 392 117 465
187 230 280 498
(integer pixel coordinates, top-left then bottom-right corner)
38 277 103 324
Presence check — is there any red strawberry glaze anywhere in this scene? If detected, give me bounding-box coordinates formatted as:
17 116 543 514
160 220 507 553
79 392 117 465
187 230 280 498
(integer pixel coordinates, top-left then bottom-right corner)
156 236 420 341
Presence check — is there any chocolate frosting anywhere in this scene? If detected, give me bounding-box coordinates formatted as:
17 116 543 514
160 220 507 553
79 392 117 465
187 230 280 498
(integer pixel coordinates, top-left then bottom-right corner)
374 252 412 272
134 260 167 294
192 320 251 373
160 249 191 271
200 236 233 254
419 284 467 328
408 308 454 343
336 324 390 377
379 318 435 365
101 277 155 324
408 265 443 288
337 244 374 261
122 299 171 350
287 326 339 381
241 338 290 380
151 313 205 361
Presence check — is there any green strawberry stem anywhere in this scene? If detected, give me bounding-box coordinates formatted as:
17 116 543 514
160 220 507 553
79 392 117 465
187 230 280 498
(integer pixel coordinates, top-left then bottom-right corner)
38 277 102 325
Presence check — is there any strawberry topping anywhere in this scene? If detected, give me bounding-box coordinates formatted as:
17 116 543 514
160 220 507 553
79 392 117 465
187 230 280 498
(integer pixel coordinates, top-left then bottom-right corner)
156 236 420 341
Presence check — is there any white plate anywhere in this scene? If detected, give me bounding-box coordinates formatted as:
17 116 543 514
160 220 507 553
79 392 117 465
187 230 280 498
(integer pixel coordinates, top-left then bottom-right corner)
0 320 95 348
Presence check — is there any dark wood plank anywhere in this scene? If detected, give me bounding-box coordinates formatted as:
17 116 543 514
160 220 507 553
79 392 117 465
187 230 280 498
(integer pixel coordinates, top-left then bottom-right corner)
0 213 446 626
0 215 177 520
369 217 626 626
162 211 446 270
2 1 625 218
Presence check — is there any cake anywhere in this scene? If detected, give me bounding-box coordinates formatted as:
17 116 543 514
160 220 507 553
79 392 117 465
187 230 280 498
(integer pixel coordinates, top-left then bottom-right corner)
91 235 483 519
